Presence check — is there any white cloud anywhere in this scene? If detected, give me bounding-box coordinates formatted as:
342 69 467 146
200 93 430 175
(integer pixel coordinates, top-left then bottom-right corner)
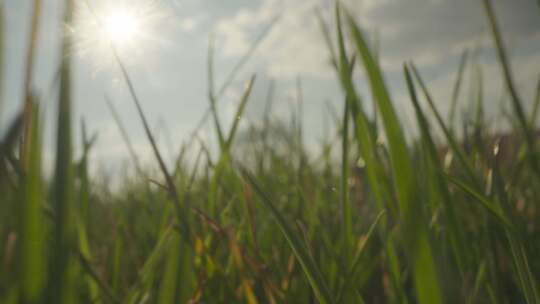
214 0 540 78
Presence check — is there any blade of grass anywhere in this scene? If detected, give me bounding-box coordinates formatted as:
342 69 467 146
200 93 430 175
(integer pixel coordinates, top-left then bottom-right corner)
105 96 144 177
491 150 540 304
208 34 226 149
404 64 468 274
340 93 353 268
112 50 191 243
445 174 512 229
18 103 45 302
482 0 540 178
77 120 101 304
345 12 414 219
188 17 278 142
336 211 385 303
345 9 443 304
448 50 469 131
47 0 77 302
208 76 256 215
410 63 480 187
20 0 42 169
334 6 405 302
158 232 182 304
242 169 333 304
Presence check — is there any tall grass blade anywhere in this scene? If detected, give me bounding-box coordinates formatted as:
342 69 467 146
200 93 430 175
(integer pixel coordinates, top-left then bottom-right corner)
346 10 443 304
404 64 468 273
18 104 45 302
113 51 191 241
334 6 406 302
20 0 42 169
47 0 77 302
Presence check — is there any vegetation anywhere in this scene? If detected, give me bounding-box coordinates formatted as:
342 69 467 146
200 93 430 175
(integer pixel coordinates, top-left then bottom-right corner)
1 0 540 303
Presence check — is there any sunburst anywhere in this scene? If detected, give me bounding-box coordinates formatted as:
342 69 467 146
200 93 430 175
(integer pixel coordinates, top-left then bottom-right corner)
73 0 164 69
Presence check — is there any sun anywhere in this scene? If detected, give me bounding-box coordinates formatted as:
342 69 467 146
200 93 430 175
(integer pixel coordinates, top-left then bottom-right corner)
73 0 171 72
74 0 169 69
101 10 141 46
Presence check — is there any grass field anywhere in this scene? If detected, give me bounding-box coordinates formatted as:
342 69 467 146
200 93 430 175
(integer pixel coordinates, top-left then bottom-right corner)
1 0 540 303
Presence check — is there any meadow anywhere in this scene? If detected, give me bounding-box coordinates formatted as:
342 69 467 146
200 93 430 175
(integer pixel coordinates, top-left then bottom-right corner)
1 0 540 303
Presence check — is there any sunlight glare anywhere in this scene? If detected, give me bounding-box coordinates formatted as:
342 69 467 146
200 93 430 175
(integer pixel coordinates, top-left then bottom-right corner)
74 0 170 70
101 10 141 46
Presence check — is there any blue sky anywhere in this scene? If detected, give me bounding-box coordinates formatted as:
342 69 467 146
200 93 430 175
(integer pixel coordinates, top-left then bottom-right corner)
2 0 540 174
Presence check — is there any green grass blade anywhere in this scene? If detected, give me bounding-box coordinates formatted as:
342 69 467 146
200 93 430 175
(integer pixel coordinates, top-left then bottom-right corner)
445 174 512 229
207 34 226 149
208 76 255 214
77 121 101 304
448 50 469 130
20 0 42 168
113 50 191 242
47 1 77 302
334 6 405 302
346 11 443 304
336 211 385 303
18 103 45 302
126 226 175 304
345 12 414 218
158 232 182 304
482 0 540 177
242 169 333 304
105 96 144 177
340 95 353 268
410 64 479 186
404 64 468 274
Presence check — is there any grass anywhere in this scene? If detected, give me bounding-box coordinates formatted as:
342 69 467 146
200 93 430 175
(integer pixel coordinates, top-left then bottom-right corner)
1 0 540 303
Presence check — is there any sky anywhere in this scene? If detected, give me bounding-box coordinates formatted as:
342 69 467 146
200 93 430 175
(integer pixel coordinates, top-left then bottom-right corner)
1 0 540 174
